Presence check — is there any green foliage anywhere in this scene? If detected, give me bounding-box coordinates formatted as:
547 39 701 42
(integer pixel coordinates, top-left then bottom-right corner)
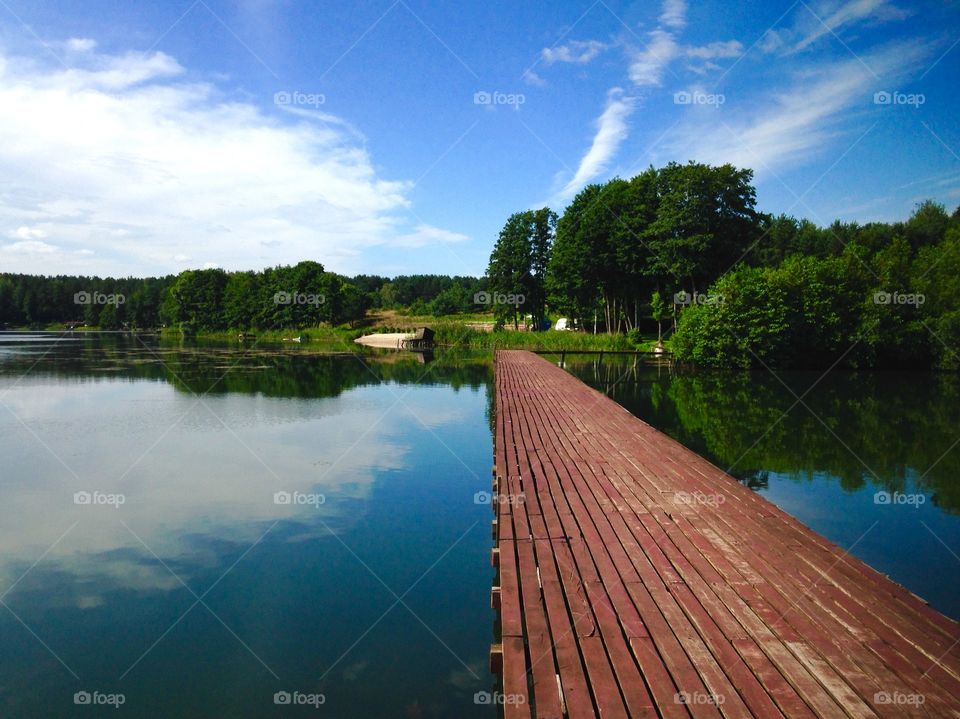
672 266 790 368
0 273 175 329
673 201 960 369
487 208 556 329
430 324 633 351
545 162 758 333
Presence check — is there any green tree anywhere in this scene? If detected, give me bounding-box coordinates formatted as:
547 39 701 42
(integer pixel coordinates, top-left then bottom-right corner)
486 208 552 329
650 290 667 344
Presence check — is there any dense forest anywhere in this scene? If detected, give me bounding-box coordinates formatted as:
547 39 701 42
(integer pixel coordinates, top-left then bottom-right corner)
486 161 960 369
0 264 487 331
3 159 959 368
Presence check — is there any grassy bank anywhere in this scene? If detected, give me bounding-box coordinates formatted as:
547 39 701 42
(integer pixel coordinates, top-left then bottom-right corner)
431 324 662 351
18 317 663 353
158 327 364 344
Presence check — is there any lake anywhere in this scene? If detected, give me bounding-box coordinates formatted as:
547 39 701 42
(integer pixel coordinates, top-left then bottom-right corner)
555 353 960 621
0 334 496 718
3 337 958 717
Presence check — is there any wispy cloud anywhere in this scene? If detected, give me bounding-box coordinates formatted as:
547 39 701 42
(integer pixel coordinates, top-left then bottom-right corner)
790 0 910 52
628 29 680 87
659 40 930 174
555 88 636 203
522 69 546 86
686 40 744 59
0 42 467 275
627 0 741 87
542 39 609 65
659 0 688 30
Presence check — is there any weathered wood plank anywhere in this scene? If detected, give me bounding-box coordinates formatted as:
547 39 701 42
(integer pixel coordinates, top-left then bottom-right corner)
493 351 960 718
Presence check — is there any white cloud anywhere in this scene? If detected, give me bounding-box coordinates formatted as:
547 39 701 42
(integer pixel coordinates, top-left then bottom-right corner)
542 39 609 65
628 29 679 87
556 88 636 203
758 30 784 54
10 225 48 240
659 41 929 175
790 0 909 52
659 0 687 30
0 43 468 276
687 61 722 76
395 224 470 248
66 38 97 52
686 40 743 59
522 69 546 87
4 240 57 254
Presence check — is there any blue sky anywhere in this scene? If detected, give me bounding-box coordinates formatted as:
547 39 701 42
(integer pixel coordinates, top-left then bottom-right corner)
0 0 957 278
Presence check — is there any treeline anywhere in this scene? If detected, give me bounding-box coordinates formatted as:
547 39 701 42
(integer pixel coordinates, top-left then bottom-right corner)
0 274 174 329
486 161 960 368
351 274 488 315
487 162 759 331
0 266 490 331
673 200 960 369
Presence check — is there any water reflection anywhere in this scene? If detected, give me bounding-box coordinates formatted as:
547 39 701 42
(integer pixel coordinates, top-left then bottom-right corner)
0 334 495 718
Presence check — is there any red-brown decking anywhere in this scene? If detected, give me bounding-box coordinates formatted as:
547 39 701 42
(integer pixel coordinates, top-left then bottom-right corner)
490 350 960 719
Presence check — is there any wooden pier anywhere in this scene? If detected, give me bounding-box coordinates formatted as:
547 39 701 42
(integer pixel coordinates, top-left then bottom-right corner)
490 350 960 718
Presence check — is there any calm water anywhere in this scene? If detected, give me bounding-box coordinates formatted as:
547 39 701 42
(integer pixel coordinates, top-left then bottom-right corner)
0 334 496 718
557 354 960 620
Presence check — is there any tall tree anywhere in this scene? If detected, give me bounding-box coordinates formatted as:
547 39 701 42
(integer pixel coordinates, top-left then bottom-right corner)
527 207 557 330
487 211 534 329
